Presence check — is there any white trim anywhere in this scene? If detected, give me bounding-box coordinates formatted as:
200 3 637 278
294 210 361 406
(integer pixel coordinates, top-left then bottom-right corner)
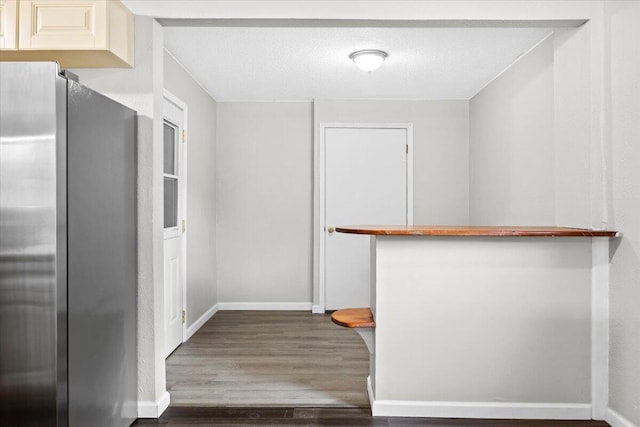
406 124 414 226
606 408 639 427
164 89 188 117
370 400 591 420
367 375 375 409
315 122 414 312
218 302 313 311
317 123 326 312
163 89 189 348
311 304 324 314
137 391 170 418
591 236 610 420
185 303 219 341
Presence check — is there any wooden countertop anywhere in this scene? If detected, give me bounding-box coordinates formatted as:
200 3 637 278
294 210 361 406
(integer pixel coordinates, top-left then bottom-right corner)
335 226 618 237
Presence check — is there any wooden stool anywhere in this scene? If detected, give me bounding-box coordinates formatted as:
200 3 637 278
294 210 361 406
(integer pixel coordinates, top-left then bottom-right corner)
331 308 375 353
331 308 375 328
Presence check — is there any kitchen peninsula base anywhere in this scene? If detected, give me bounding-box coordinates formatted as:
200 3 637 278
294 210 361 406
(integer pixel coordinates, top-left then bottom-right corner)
336 226 617 421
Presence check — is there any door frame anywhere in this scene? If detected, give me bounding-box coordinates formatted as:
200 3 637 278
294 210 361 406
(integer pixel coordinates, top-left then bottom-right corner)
163 89 188 346
314 123 414 313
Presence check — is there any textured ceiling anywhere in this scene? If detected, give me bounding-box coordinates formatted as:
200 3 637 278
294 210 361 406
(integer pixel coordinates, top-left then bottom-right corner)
163 26 552 101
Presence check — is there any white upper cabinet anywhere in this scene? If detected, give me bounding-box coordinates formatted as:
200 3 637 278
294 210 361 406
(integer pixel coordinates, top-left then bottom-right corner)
0 0 133 67
0 0 18 50
19 0 109 50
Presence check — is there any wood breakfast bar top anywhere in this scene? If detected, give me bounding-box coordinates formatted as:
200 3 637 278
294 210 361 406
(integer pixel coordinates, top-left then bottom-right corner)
335 225 618 237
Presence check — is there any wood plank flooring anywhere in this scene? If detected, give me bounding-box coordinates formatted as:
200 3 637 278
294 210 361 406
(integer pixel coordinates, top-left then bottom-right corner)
165 311 370 407
138 310 612 426
133 406 611 426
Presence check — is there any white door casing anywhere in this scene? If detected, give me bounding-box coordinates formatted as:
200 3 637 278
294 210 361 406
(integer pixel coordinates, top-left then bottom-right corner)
163 90 187 358
319 124 413 311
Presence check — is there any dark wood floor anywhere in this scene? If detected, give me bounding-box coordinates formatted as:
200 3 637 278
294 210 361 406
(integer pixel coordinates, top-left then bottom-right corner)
133 311 611 426
165 311 369 407
133 406 611 426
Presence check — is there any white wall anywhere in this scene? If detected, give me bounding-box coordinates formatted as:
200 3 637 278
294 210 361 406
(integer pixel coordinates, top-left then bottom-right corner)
216 102 313 305
467 7 639 424
314 100 470 225
469 36 555 225
469 26 597 228
374 236 592 406
216 100 468 307
607 2 640 426
72 16 168 415
553 26 591 227
163 52 218 326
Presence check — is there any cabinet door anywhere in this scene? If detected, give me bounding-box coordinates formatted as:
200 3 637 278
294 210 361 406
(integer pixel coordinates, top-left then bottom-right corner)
0 0 17 50
18 0 107 50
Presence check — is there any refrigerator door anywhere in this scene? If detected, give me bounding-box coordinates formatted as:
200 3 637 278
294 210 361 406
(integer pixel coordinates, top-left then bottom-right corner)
0 62 68 427
66 79 137 427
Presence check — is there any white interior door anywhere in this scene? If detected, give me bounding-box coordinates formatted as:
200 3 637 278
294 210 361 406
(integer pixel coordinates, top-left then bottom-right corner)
163 92 187 357
324 126 410 310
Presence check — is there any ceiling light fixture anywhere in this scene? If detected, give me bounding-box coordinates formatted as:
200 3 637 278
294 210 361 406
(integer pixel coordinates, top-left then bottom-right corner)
349 49 388 72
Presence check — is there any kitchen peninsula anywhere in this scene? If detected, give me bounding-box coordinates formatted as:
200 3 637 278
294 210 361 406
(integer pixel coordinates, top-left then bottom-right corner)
336 226 618 421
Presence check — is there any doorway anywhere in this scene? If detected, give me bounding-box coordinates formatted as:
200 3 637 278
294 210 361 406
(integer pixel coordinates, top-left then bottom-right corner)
318 124 413 311
163 90 188 357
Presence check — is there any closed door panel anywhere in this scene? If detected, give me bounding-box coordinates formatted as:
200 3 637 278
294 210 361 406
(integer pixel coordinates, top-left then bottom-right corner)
325 127 407 310
162 98 186 358
164 236 182 356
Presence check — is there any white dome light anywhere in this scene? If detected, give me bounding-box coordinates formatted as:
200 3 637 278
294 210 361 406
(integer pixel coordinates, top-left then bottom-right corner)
349 49 388 72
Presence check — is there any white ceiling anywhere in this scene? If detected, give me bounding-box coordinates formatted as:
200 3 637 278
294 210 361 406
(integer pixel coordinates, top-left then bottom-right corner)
163 26 552 101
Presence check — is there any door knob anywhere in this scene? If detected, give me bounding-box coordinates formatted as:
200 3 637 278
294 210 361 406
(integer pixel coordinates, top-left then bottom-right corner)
328 226 335 234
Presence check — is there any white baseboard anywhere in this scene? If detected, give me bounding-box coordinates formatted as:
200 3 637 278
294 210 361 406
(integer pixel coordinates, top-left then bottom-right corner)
312 304 324 314
370 399 591 419
218 302 312 311
185 303 219 341
606 408 638 427
367 376 375 409
137 391 170 418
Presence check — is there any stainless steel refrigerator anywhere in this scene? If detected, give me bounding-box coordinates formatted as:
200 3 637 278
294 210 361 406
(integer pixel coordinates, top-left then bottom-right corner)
0 62 137 427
